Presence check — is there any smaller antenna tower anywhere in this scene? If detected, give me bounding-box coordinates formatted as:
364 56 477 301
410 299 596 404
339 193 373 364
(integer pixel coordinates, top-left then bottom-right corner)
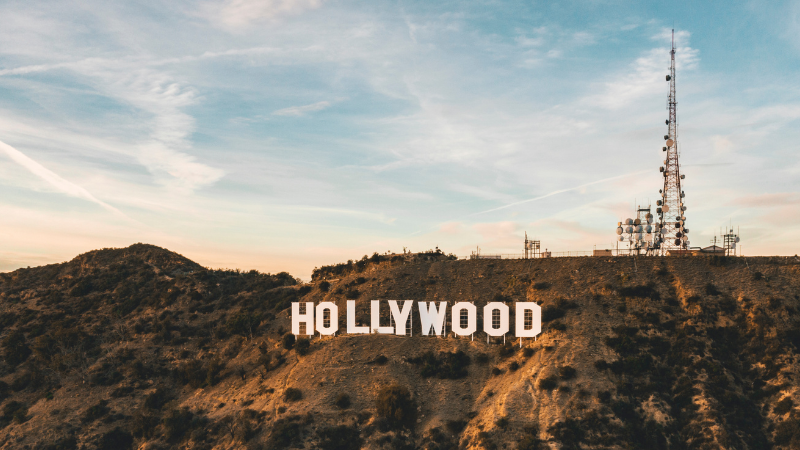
524 232 541 259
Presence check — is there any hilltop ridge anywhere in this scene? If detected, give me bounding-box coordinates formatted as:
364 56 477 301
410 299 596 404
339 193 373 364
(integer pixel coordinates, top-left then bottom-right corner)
1 245 800 449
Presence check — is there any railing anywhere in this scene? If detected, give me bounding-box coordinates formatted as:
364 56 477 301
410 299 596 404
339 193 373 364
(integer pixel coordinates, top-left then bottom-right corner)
462 248 653 260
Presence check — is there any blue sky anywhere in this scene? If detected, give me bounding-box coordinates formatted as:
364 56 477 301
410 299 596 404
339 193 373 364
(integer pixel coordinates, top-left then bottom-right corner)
1 0 798 278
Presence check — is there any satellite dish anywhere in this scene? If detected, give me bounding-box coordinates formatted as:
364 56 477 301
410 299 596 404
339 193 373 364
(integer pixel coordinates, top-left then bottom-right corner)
666 139 674 147
618 236 625 242
666 75 671 81
616 227 623 235
681 174 685 179
626 226 634 234
674 239 681 245
661 228 667 235
634 218 641 225
636 225 643 233
731 243 736 249
735 237 740 243
647 216 653 224
682 235 688 241
625 218 633 225
662 205 670 212
645 225 652 233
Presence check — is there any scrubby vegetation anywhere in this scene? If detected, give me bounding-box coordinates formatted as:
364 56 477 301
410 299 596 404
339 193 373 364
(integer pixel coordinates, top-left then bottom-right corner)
0 245 798 449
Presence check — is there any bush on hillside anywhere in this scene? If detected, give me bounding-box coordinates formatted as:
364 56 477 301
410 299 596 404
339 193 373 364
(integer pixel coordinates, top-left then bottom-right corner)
376 384 417 429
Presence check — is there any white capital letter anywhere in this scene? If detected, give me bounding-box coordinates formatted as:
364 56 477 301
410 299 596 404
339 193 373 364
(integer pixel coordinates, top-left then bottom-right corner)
515 302 541 338
418 302 447 336
483 302 509 337
451 302 477 336
291 302 314 335
347 300 369 334
315 302 339 336
371 300 394 334
388 300 413 336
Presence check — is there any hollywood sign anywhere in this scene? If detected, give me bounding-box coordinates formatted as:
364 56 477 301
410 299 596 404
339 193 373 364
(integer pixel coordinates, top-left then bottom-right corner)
291 300 541 338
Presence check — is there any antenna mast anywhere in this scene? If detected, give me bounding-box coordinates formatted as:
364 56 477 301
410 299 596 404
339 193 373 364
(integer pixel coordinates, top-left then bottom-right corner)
656 29 688 254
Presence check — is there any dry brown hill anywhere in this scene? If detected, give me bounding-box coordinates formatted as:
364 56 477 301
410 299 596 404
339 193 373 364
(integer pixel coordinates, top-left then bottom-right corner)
1 244 800 450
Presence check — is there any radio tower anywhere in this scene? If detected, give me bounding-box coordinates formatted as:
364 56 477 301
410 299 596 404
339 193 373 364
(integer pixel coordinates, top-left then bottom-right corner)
656 30 688 254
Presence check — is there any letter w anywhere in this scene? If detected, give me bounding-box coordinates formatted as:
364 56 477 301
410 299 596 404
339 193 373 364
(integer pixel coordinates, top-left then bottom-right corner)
418 302 447 336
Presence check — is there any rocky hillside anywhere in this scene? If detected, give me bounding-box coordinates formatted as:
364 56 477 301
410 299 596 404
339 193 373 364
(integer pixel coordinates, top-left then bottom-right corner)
1 244 800 450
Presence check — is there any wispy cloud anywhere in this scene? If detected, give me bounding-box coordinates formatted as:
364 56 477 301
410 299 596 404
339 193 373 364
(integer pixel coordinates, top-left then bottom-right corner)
273 101 331 117
201 0 324 29
0 139 124 216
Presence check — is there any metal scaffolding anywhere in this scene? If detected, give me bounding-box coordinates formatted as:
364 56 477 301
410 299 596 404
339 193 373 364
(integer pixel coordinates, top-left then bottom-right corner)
655 30 689 254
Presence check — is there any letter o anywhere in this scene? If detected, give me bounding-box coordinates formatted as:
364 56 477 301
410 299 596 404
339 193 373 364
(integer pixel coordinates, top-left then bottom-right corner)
315 302 338 335
483 302 510 336
451 302 476 336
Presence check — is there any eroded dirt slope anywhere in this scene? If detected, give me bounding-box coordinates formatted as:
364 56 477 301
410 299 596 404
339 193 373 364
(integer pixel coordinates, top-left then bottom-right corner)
1 244 800 449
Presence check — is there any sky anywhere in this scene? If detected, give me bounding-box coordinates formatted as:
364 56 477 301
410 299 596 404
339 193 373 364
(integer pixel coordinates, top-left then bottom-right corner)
1 0 799 279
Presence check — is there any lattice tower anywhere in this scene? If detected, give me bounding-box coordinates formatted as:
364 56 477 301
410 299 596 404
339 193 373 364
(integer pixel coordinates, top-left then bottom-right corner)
657 30 687 253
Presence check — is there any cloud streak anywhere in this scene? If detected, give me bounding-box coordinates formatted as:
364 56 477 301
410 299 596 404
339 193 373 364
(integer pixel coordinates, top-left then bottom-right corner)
471 170 652 216
0 139 124 216
273 101 331 117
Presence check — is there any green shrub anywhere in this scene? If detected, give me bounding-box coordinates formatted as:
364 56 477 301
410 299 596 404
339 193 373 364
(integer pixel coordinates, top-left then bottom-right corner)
371 354 389 365
345 289 360 299
495 416 509 428
558 366 577 380
144 387 171 410
704 283 721 296
319 281 330 292
475 353 489 365
2 330 31 366
774 397 794 416
509 361 520 372
537 375 558 391
375 384 417 429
618 283 660 300
284 387 302 402
267 416 304 449
282 333 295 350
97 428 133 450
541 306 565 322
80 400 110 423
317 425 363 450
594 360 609 371
334 393 351 409
1 400 28 424
497 343 518 359
38 436 78 450
408 350 471 379
225 312 261 337
174 359 223 388
131 411 160 438
446 419 467 433
295 338 310 356
775 416 800 446
162 408 195 441
233 409 262 443
532 282 551 290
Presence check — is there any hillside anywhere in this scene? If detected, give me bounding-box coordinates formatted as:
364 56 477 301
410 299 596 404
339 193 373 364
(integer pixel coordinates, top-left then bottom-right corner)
1 244 800 449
